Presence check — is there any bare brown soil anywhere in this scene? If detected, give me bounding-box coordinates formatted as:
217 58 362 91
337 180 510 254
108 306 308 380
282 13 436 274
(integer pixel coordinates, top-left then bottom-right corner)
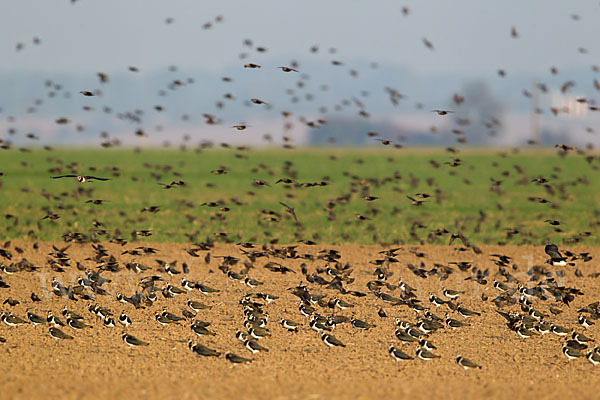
0 242 599 400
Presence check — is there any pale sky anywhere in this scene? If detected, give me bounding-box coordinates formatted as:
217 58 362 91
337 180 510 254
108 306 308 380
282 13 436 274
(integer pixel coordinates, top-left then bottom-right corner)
1 0 599 147
1 0 597 76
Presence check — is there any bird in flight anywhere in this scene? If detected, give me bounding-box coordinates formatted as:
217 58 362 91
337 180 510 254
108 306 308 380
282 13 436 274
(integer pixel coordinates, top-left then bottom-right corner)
432 110 454 115
279 202 298 222
544 243 568 266
51 175 110 183
278 66 299 72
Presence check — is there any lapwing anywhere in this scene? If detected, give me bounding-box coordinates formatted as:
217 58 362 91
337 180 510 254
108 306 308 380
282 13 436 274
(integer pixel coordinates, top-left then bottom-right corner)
118 311 132 327
334 298 354 310
67 317 92 329
544 244 568 266
572 331 594 344
197 284 220 294
395 319 412 330
416 348 441 360
551 325 571 337
493 281 515 294
321 333 346 347
536 321 552 335
122 333 149 347
562 345 585 360
280 318 300 332
395 329 418 344
191 321 216 336
188 340 220 357
298 302 316 317
225 353 252 364
416 319 442 334
165 284 186 297
49 327 74 340
188 300 211 312
244 277 263 288
351 318 376 330
418 339 437 351
527 308 545 321
457 305 481 318
405 326 426 338
155 312 176 326
236 331 249 342
1 312 28 326
181 278 196 291
26 310 46 325
579 314 595 329
244 339 269 354
517 324 539 339
564 340 587 351
429 293 449 307
278 66 299 72
389 346 413 361
445 315 469 329
248 326 271 340
47 312 65 328
162 310 185 322
442 288 464 299
62 307 84 320
456 356 482 369
586 348 600 365
51 175 110 183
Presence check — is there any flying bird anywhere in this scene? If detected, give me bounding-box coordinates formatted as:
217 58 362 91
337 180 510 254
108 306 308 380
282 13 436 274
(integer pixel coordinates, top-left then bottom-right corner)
51 175 110 183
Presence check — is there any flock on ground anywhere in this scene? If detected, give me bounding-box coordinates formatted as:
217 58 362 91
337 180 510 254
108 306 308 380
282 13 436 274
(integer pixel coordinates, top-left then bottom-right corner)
1 3 600 370
1 240 600 368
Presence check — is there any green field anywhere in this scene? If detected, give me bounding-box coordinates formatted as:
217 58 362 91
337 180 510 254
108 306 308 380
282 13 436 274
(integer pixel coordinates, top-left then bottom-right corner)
0 147 598 245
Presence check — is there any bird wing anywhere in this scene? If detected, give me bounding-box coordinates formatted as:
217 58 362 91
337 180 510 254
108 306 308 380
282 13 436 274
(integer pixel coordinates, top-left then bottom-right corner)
51 175 78 179
544 244 562 258
86 176 110 181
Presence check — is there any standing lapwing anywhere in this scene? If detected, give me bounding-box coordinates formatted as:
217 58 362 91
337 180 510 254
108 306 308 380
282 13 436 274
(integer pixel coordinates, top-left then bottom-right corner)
456 356 482 369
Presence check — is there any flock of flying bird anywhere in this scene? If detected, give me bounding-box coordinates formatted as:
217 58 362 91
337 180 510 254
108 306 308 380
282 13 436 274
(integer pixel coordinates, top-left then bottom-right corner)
1 4 600 378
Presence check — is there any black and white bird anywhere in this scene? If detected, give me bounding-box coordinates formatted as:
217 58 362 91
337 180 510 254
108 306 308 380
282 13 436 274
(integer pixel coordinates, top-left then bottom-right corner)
26 310 46 325
429 293 449 307
586 348 600 365
118 311 132 327
244 339 269 354
225 353 252 364
280 318 300 332
389 346 413 361
416 348 441 360
578 314 595 329
122 333 149 347
321 333 346 347
1 312 28 327
562 345 585 360
49 327 74 340
442 288 464 299
418 339 437 351
544 244 568 266
47 312 65 328
188 340 220 357
51 175 110 183
456 356 482 369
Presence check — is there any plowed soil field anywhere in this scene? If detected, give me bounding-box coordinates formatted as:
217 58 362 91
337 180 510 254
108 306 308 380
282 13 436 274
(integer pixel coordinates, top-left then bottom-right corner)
0 242 599 400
